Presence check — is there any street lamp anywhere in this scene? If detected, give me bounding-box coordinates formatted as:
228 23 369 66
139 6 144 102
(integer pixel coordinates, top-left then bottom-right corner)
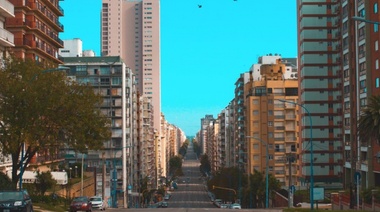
75 166 78 178
111 145 132 208
351 16 380 25
81 152 85 196
279 99 314 210
69 167 72 179
18 66 69 190
246 136 269 208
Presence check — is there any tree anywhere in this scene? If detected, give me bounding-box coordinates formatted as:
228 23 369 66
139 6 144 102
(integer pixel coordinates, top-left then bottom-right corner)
169 156 183 176
358 95 380 143
35 171 56 195
199 154 211 176
0 172 13 190
0 57 111 188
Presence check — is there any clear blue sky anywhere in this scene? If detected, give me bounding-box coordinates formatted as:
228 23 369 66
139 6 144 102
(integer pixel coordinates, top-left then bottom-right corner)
60 0 297 136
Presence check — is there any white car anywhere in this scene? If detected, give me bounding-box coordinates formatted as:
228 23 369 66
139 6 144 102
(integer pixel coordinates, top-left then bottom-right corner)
90 196 106 210
229 203 241 209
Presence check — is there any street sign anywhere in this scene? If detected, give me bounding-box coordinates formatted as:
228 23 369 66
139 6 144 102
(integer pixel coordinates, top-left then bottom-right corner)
290 185 296 194
313 187 325 201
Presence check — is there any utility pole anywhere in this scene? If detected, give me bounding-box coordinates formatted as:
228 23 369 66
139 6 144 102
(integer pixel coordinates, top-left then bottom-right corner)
102 152 106 201
287 153 294 208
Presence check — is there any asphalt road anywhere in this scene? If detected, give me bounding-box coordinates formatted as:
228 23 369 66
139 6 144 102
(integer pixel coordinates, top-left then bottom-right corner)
167 144 212 208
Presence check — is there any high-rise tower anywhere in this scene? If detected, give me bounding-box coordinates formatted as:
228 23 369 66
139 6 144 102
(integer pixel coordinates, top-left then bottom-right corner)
297 0 343 189
101 0 161 132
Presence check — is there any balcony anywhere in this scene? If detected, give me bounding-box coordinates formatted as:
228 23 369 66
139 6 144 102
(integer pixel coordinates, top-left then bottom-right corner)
0 0 14 18
0 28 14 47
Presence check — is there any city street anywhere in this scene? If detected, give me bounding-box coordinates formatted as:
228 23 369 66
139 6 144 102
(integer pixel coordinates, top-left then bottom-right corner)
167 143 212 208
106 143 282 211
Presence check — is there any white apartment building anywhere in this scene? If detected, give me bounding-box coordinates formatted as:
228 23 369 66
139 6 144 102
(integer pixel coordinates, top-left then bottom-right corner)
0 0 14 170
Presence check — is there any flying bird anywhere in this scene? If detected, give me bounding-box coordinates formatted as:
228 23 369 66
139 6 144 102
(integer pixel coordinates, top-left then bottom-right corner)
198 4 202 8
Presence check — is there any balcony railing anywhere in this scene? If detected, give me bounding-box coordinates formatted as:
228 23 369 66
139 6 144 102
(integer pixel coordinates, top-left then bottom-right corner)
0 28 14 46
0 0 14 18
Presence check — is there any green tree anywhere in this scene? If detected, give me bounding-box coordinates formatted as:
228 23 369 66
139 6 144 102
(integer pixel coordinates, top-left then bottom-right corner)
0 172 13 190
358 95 380 142
199 154 211 175
169 156 183 176
35 171 56 195
0 57 111 188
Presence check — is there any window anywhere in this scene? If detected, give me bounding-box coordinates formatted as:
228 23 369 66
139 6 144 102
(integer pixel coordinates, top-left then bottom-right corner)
375 3 378 13
360 80 366 89
359 44 366 58
375 24 379 33
376 78 380 88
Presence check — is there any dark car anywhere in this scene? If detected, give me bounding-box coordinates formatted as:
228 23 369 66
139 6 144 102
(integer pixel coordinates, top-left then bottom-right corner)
0 190 34 212
70 196 92 212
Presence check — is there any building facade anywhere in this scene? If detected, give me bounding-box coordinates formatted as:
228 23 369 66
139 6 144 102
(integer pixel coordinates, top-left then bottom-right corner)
0 0 14 59
101 0 161 133
244 59 299 187
6 0 64 65
0 0 15 171
61 56 135 207
297 0 343 189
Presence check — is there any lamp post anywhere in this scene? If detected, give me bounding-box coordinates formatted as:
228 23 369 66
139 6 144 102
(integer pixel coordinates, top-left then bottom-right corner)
18 66 69 190
246 136 269 208
111 145 132 208
69 167 72 179
279 99 314 210
81 153 85 196
75 166 78 178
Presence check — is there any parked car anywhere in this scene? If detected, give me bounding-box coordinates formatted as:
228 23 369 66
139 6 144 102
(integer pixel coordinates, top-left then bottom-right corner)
164 194 171 200
220 203 229 208
160 201 168 208
0 190 33 212
229 203 241 209
89 196 106 210
70 196 92 212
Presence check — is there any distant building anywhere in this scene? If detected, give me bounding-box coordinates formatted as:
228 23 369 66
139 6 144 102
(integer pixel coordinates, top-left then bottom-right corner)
244 58 299 187
101 0 161 133
59 38 96 57
59 38 83 57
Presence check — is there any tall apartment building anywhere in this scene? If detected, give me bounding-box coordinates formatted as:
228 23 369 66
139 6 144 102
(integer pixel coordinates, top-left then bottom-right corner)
297 0 343 189
200 115 215 154
101 0 161 133
0 0 14 170
5 0 64 65
244 59 299 186
61 56 135 207
342 0 380 189
365 0 380 187
0 0 14 58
